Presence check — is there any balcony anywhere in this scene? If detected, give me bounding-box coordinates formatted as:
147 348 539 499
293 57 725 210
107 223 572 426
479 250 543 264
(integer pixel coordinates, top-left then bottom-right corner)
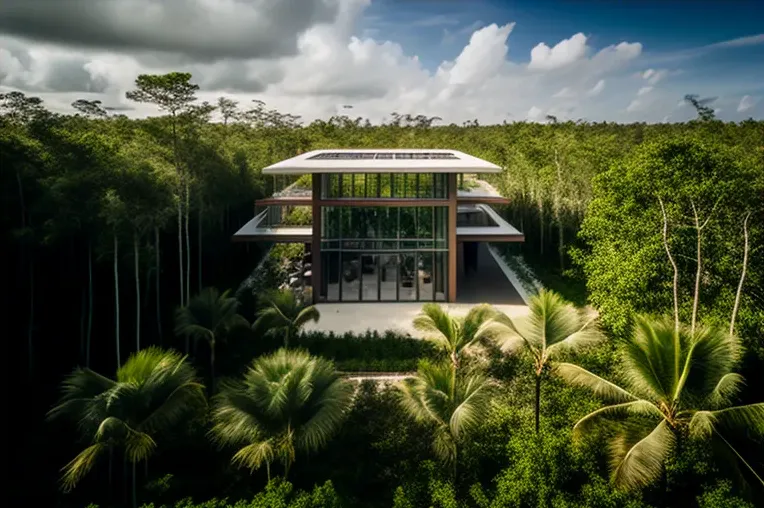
232 204 312 242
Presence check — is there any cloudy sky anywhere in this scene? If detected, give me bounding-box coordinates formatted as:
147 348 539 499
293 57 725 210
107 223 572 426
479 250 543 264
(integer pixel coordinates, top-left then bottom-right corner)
1 0 762 124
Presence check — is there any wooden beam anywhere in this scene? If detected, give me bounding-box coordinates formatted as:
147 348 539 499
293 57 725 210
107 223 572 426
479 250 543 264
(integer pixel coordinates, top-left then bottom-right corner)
311 173 322 305
448 174 457 302
255 197 313 207
319 198 449 207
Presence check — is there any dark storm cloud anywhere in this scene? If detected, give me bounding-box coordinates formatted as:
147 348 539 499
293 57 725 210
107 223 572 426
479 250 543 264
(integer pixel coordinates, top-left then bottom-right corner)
0 0 340 61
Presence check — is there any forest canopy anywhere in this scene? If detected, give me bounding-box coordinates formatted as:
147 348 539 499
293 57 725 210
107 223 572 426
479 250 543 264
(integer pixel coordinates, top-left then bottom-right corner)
3 73 763 508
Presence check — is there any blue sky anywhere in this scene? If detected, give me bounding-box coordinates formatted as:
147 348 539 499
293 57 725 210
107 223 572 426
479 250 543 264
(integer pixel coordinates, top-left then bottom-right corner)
358 0 764 118
362 0 764 67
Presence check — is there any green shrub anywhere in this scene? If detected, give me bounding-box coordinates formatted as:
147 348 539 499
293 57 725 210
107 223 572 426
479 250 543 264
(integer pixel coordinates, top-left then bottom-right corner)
137 479 342 508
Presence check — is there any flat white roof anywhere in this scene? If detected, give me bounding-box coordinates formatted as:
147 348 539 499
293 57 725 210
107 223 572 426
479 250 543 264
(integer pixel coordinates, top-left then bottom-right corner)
263 149 502 175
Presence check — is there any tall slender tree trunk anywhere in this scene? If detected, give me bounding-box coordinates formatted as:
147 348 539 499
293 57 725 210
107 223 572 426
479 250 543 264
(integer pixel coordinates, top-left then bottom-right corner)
535 373 541 434
155 226 163 345
87 242 93 367
557 211 564 272
185 178 191 306
266 461 271 482
134 231 141 351
537 198 544 256
178 182 184 308
730 213 750 336
659 198 679 331
114 233 121 367
198 206 203 293
691 207 702 334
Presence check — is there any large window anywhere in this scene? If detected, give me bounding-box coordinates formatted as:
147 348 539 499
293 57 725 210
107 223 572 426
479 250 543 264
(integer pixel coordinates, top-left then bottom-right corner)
321 173 448 199
320 206 448 302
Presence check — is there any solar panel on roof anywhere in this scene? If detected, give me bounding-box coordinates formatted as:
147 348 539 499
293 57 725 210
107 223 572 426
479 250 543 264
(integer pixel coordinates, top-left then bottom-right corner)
307 152 459 160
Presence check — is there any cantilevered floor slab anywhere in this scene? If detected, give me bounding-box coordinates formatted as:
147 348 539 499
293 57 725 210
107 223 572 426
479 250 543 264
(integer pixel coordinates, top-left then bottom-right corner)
232 212 311 242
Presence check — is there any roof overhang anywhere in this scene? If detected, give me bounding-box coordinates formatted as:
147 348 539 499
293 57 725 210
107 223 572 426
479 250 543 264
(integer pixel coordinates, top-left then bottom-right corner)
263 149 502 175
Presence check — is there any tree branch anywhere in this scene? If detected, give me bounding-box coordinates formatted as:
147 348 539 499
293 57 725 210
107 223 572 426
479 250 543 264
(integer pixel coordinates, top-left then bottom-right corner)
730 212 751 336
659 197 680 331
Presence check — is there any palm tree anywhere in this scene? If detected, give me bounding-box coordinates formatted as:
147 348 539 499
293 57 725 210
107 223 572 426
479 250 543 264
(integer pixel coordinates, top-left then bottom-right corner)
397 360 494 477
174 287 249 392
412 303 497 372
210 349 353 480
557 316 764 490
484 289 603 433
252 289 320 348
48 347 206 508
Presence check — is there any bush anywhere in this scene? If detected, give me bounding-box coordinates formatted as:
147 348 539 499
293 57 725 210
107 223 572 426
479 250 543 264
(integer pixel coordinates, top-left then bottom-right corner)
137 479 342 508
295 330 438 372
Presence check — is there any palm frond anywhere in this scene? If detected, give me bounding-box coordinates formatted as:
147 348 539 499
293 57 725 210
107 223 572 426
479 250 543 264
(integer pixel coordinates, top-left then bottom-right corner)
449 374 494 440
294 305 320 329
60 443 107 492
138 382 207 434
680 326 742 404
47 368 116 422
572 400 663 441
413 303 459 353
556 362 639 403
710 403 764 437
621 316 677 402
125 430 156 463
612 420 676 491
481 311 530 356
231 440 275 473
706 373 745 408
546 307 604 357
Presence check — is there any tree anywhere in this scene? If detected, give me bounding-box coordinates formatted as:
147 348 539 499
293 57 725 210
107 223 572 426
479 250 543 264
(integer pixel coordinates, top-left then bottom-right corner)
397 360 494 477
217 97 239 125
252 289 320 348
126 72 200 307
412 303 497 371
575 137 762 336
71 99 108 118
684 94 717 122
174 287 249 392
484 289 603 433
48 347 206 507
557 316 764 491
210 349 353 480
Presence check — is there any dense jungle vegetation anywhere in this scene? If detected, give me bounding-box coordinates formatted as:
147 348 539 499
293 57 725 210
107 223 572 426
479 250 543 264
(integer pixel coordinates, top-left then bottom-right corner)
3 73 763 508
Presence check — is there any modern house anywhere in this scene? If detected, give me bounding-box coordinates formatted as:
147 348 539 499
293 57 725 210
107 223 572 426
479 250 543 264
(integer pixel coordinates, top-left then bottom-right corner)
233 149 524 304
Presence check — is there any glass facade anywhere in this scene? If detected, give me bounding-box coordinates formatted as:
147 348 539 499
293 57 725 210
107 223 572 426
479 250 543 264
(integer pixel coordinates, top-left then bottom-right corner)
321 173 448 199
320 206 448 302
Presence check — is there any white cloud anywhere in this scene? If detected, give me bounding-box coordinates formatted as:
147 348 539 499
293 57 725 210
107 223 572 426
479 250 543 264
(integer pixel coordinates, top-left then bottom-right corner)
528 32 588 70
640 68 669 85
526 106 544 120
737 95 757 112
626 99 643 112
1 0 755 124
446 23 514 85
552 87 575 98
637 86 653 96
586 79 605 96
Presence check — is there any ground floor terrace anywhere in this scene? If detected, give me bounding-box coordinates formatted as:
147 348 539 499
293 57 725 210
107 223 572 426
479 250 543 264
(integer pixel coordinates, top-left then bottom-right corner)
303 243 529 337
